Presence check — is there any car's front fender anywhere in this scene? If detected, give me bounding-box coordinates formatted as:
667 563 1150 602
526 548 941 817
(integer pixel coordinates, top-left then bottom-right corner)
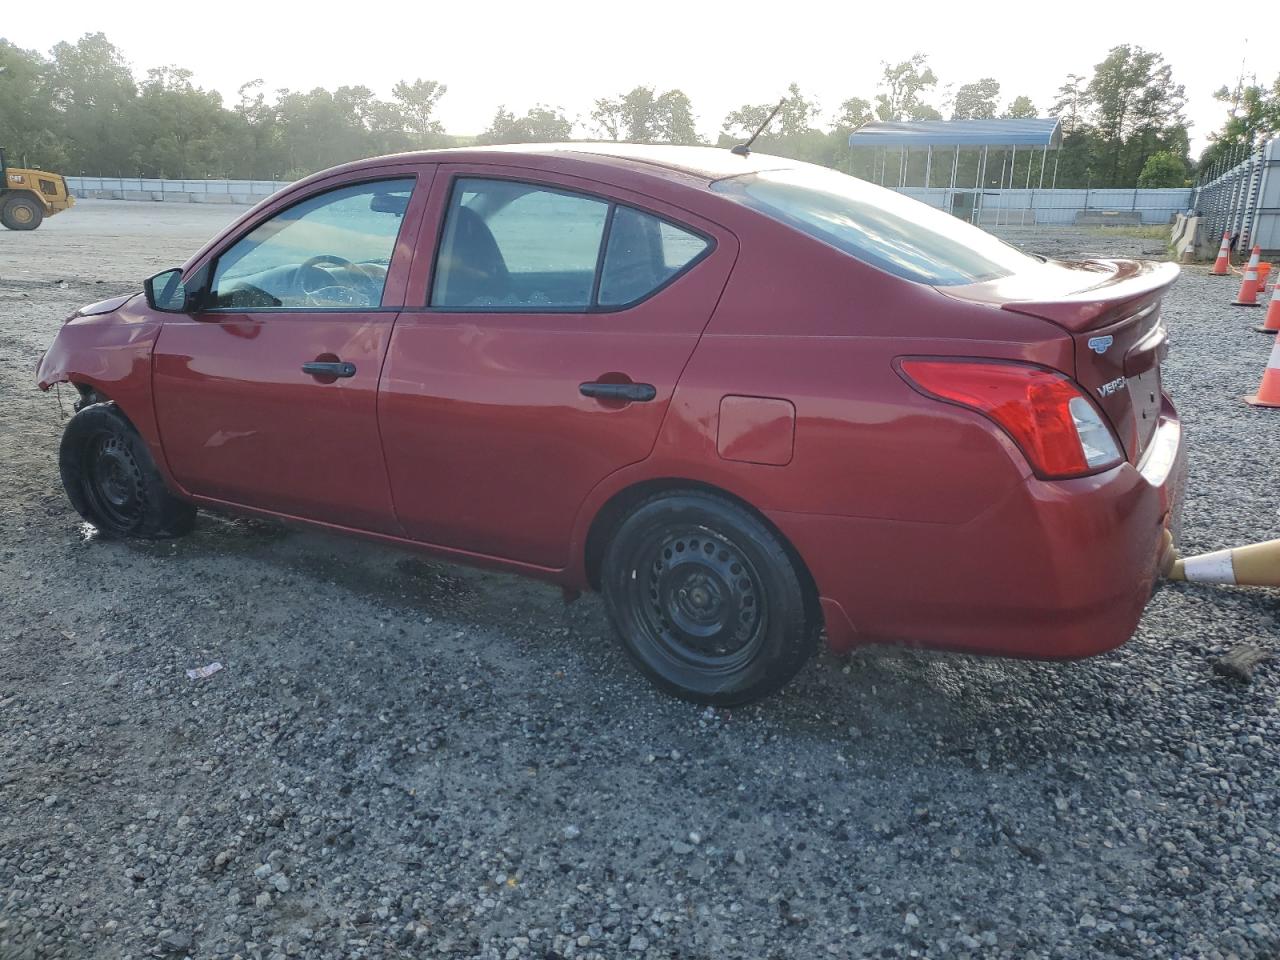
36 296 168 469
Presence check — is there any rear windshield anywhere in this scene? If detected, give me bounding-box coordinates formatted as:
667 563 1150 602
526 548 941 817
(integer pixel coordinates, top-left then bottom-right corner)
711 166 1037 286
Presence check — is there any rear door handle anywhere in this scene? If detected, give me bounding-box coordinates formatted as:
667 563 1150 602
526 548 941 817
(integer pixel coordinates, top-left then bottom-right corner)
302 361 356 378
579 381 657 403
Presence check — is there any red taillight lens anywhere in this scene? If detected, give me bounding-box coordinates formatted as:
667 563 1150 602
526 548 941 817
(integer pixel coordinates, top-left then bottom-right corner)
898 359 1121 479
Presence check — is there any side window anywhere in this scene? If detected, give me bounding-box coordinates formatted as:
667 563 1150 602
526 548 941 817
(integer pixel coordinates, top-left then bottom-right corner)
598 207 710 307
208 178 414 310
432 179 608 309
430 177 712 311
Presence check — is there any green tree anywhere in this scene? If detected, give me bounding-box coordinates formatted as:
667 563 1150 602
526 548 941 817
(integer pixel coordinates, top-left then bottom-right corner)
1125 59 1187 183
1085 45 1187 186
592 86 700 143
874 54 938 121
477 104 573 144
1137 150 1187 187
1003 95 1037 119
0 39 66 169
719 84 836 163
271 85 410 178
1199 80 1280 174
1047 73 1094 187
722 83 818 139
952 78 1000 120
45 32 138 174
834 96 874 132
232 80 283 179
1043 50 1189 188
131 66 246 177
720 102 772 139
1049 74 1088 133
652 89 700 144
392 78 447 146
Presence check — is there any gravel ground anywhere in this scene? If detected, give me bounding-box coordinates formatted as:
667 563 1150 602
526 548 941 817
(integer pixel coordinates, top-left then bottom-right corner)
1 203 1277 960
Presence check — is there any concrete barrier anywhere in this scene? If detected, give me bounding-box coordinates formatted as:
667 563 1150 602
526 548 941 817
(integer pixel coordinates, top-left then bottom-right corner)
1075 210 1144 226
1171 214 1202 262
66 176 290 207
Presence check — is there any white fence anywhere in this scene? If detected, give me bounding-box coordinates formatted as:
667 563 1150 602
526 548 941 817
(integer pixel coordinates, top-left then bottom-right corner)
67 176 291 204
64 175 1194 227
897 186 1192 226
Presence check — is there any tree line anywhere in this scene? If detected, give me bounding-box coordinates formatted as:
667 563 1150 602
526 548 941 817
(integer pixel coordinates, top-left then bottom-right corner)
0 32 1251 188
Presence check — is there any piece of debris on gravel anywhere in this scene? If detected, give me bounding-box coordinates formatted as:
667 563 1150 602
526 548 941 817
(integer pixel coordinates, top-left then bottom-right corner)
1 206 1278 960
1214 642 1272 683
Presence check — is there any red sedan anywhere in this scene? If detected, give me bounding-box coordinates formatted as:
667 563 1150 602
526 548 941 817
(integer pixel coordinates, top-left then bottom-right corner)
36 144 1185 704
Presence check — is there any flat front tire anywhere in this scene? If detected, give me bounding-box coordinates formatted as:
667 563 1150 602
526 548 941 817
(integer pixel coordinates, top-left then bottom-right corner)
602 491 817 705
59 401 195 538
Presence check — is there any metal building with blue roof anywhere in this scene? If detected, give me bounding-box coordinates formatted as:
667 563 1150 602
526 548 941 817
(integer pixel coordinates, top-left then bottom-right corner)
847 117 1064 224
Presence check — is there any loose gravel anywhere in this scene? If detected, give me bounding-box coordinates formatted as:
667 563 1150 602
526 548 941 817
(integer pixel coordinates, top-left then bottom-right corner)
1 205 1277 960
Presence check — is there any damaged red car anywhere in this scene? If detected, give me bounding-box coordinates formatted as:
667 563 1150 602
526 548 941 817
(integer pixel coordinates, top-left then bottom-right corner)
36 144 1185 704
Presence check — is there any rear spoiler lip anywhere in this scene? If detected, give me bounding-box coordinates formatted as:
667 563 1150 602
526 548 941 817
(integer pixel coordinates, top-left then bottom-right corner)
997 259 1181 333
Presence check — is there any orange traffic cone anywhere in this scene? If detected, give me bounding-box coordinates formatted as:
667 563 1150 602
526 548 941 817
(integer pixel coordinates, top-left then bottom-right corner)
1258 261 1272 294
1168 537 1280 587
1211 231 1231 275
1244 333 1280 407
1256 290 1280 334
1233 246 1263 306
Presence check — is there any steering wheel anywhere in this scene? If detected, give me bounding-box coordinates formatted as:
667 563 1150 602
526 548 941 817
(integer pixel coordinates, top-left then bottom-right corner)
295 254 385 307
296 254 355 297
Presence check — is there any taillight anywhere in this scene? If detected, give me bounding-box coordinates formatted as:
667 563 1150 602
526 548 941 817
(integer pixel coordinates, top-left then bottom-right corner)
898 359 1124 479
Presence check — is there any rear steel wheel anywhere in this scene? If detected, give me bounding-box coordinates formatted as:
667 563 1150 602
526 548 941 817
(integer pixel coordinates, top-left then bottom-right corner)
602 491 817 705
633 525 766 675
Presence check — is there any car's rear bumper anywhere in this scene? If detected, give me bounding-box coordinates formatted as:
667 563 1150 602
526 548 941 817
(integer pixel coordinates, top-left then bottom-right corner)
775 394 1186 658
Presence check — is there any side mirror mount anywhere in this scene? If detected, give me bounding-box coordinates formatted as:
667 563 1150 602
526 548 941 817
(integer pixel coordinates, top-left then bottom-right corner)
144 268 190 313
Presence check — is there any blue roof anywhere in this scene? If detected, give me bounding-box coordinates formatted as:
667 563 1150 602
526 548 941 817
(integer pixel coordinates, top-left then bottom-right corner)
848 118 1062 149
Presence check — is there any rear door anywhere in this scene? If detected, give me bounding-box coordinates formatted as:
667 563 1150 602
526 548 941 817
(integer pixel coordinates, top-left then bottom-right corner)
379 165 738 568
152 168 430 533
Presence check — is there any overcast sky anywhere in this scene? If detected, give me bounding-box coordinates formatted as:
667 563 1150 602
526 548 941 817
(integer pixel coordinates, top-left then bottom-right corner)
7 1 1273 154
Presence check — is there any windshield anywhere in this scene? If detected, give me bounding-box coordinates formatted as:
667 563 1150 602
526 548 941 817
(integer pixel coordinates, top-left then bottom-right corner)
712 166 1038 286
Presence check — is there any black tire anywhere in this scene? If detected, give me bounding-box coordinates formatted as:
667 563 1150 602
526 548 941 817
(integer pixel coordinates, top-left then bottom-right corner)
1 194 44 230
58 401 196 538
601 490 818 705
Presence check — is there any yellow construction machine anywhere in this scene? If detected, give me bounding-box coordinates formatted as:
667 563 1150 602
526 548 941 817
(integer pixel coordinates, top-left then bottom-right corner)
1 146 74 230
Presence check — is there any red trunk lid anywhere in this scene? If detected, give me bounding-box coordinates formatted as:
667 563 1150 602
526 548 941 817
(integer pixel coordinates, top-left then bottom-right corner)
941 258 1179 463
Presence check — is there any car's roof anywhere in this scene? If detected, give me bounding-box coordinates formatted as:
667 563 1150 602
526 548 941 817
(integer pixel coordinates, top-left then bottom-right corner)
350 142 802 183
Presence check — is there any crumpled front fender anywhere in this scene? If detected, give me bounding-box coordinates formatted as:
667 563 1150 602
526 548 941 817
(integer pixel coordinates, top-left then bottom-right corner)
35 294 168 463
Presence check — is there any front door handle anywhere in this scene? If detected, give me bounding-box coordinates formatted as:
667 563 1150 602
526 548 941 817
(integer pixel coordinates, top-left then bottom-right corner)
302 361 356 379
579 381 657 403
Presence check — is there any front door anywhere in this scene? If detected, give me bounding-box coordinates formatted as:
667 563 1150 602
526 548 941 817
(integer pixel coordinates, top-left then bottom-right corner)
152 172 428 534
378 166 738 568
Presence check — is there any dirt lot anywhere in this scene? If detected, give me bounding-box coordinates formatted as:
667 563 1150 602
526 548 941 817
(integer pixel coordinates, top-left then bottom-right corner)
1 202 1277 960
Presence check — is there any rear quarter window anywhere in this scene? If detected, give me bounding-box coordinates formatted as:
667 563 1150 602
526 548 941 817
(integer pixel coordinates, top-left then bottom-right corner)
712 166 1038 286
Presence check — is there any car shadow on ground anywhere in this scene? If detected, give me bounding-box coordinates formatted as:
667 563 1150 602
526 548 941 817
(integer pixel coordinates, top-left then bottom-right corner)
96 503 1222 777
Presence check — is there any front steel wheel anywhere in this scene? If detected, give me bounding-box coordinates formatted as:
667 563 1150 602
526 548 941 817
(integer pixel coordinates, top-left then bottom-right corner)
602 491 817 705
84 432 147 531
59 402 196 538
